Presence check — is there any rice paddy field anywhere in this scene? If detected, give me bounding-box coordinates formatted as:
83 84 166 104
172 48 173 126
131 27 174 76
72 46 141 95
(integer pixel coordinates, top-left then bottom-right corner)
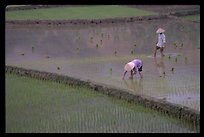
181 14 200 22
6 18 200 111
6 73 199 133
5 5 200 133
5 5 157 20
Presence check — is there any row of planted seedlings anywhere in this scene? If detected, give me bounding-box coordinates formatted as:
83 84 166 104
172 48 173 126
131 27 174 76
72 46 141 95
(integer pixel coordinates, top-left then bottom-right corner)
5 65 200 126
6 14 170 26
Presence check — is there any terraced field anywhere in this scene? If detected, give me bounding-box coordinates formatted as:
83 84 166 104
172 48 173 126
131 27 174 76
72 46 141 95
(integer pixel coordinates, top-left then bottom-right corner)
5 5 200 133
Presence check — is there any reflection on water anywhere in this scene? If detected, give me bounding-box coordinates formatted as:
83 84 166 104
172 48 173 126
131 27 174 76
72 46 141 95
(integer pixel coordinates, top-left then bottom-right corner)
6 19 200 111
123 78 143 93
154 57 166 77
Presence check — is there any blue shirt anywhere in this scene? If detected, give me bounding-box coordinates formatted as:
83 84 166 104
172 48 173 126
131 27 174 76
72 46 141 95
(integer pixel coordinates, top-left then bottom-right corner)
130 59 143 73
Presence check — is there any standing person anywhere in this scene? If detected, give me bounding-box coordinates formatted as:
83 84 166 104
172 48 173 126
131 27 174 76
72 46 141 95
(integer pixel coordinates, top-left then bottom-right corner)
122 59 143 80
154 28 166 57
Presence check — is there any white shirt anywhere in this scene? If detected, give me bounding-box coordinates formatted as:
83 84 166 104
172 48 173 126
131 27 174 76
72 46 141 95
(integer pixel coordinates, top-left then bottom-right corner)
157 33 166 47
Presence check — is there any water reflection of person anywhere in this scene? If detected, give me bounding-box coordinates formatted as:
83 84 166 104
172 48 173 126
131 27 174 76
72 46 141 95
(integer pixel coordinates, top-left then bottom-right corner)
123 78 143 92
154 56 166 77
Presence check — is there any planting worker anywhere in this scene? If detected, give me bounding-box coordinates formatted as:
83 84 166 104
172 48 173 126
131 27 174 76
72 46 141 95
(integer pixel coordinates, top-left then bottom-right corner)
122 59 143 80
154 28 166 57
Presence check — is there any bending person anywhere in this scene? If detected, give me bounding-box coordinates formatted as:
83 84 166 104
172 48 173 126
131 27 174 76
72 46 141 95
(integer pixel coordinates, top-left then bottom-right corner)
122 59 143 80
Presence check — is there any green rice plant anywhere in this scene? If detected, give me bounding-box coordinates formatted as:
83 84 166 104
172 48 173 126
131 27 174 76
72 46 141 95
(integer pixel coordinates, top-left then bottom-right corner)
110 68 112 72
185 57 188 64
6 73 199 133
181 14 200 22
173 42 177 49
6 5 157 20
114 51 117 56
171 67 174 71
107 35 110 39
32 46 35 53
175 57 177 62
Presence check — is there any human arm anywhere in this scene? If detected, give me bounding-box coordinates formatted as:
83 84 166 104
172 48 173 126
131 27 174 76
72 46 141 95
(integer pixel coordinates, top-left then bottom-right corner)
139 71 143 78
122 71 127 80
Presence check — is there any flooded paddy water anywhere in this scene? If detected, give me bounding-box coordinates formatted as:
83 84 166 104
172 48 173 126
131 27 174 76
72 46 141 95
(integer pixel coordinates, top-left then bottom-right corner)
6 18 200 113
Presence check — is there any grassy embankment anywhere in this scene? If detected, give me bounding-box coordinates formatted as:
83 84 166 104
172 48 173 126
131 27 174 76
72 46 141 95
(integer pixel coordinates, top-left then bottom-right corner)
6 5 157 20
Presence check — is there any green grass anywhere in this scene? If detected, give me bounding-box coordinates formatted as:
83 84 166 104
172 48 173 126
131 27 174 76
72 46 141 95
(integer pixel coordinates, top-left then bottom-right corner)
6 5 157 20
6 73 199 133
181 14 200 21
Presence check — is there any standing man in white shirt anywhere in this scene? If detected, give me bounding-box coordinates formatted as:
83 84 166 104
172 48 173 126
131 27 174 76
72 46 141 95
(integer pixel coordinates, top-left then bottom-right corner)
154 28 166 57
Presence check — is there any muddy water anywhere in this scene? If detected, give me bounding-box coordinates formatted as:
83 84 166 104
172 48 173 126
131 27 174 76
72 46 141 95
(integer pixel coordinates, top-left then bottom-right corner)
6 19 200 111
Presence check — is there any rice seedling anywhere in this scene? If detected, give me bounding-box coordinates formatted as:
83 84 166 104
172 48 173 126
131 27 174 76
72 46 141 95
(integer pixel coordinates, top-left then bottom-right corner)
131 50 134 54
173 42 177 49
163 71 166 76
175 58 177 62
168 55 171 60
134 44 137 47
180 26 185 32
100 40 103 45
46 55 50 59
32 46 35 53
96 44 99 48
20 53 25 56
57 67 60 70
114 51 117 56
109 68 112 75
89 37 93 43
171 67 174 72
6 72 199 133
185 57 188 64
110 68 112 72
